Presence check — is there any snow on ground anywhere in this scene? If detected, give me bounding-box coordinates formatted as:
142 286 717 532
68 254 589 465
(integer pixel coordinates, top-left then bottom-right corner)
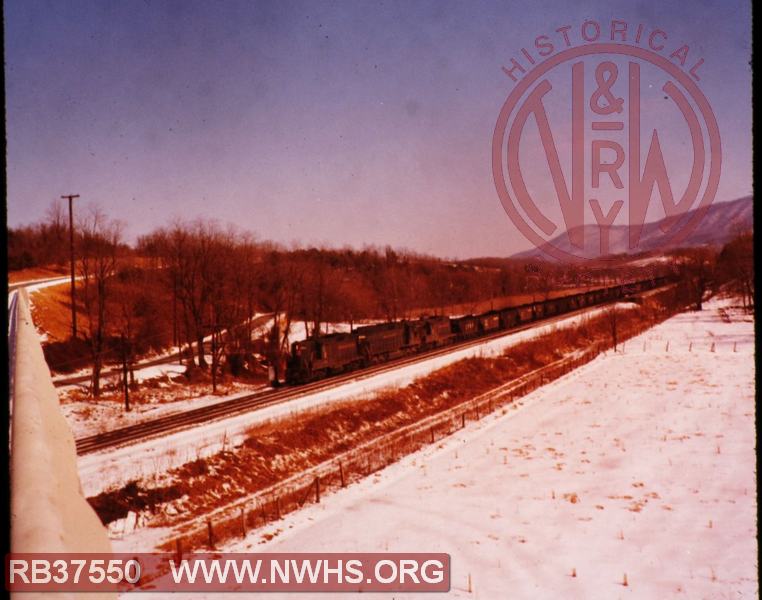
58 353 241 439
78 305 632 497
61 380 270 440
125 361 188 383
48 313 271 382
63 309 516 442
8 277 69 311
24 276 72 292
11 275 73 293
57 356 190 392
122 299 756 599
50 355 187 385
65 304 632 443
50 311 275 384
624 255 672 268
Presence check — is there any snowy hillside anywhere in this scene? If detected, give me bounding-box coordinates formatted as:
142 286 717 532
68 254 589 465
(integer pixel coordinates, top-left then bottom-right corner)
127 298 756 599
514 196 753 259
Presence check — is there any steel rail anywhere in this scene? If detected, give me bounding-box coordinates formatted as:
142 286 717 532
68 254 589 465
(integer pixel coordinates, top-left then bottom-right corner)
74 283 670 455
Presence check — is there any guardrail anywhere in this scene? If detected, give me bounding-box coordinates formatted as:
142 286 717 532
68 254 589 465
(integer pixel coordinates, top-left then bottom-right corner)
8 290 20 452
9 289 113 565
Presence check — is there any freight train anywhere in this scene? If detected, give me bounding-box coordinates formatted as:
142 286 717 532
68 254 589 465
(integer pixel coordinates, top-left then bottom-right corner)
285 277 668 384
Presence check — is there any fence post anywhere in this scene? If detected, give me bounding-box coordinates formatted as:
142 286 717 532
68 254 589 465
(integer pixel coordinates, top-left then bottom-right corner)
207 519 215 549
276 496 281 520
430 427 435 443
315 477 321 503
461 413 466 428
240 507 247 539
339 462 345 487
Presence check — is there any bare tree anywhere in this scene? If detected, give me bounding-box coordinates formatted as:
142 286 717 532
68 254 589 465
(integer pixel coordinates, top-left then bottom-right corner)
259 251 303 383
77 207 123 398
223 235 262 377
681 248 715 311
151 220 220 370
716 231 754 310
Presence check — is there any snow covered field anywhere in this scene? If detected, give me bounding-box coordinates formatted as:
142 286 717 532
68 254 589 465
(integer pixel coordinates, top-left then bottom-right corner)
78 305 631 497
123 300 755 599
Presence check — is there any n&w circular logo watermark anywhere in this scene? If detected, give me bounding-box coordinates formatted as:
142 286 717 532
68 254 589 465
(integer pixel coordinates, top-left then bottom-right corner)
492 20 721 263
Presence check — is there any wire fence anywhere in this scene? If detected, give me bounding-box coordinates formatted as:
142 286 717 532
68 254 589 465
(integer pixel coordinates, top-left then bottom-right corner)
616 339 746 354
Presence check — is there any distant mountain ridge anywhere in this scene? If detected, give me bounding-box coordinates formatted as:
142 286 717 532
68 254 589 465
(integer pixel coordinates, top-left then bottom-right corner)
511 196 752 260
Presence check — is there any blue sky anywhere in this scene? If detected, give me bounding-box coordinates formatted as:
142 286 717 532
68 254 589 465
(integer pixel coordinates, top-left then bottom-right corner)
4 0 752 257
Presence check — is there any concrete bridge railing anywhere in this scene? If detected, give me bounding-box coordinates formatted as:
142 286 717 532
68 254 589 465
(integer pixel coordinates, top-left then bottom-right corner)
9 288 114 599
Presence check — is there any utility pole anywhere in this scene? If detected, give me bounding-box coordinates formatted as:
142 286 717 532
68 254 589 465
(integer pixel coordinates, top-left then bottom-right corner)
172 274 178 348
61 194 80 339
121 334 131 412
211 326 217 394
205 311 221 394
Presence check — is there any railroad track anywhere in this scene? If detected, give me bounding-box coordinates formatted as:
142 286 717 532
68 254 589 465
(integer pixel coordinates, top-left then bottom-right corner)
75 321 541 455
74 286 671 456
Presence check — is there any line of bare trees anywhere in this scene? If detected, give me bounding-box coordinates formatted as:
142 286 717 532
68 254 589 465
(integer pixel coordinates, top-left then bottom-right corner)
23 206 750 404
136 221 577 385
138 222 263 391
716 230 754 309
7 201 70 270
670 230 754 312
